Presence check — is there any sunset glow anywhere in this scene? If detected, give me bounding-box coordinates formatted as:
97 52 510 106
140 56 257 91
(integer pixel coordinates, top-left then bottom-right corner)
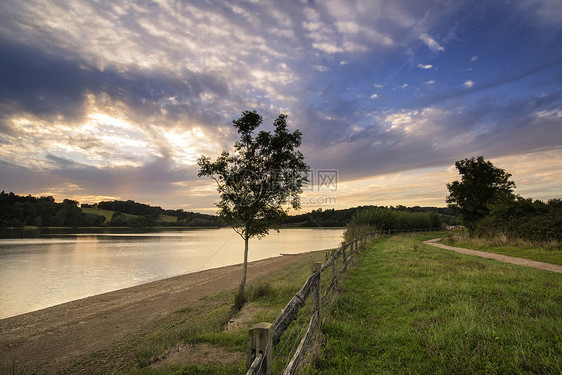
1 0 561 211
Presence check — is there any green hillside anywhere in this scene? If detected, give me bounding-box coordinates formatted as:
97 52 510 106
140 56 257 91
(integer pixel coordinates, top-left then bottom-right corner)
81 207 125 221
81 207 178 225
159 214 178 223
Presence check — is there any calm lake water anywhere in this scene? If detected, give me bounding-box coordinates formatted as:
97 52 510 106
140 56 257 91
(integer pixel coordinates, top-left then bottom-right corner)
0 228 343 319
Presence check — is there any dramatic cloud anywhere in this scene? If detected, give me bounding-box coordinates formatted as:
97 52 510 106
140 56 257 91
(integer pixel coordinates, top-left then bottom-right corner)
1 0 561 211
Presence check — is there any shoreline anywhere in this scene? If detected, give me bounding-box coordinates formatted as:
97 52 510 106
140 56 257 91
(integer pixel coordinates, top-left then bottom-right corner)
0 247 329 321
0 258 253 321
0 250 326 374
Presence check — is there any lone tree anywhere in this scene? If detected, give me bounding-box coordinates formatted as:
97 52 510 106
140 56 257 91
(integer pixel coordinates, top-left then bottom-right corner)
446 156 515 234
197 110 309 305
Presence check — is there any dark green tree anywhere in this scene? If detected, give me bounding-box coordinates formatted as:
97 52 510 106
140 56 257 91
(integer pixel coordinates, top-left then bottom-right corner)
198 110 309 304
109 212 129 226
446 156 515 234
63 199 79 206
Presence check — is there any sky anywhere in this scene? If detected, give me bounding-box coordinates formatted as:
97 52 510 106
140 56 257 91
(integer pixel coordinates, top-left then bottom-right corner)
1 0 561 213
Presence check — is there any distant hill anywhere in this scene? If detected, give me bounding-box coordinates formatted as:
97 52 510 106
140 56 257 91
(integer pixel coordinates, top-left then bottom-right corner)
0 192 106 228
0 192 219 228
83 200 219 227
1 191 459 228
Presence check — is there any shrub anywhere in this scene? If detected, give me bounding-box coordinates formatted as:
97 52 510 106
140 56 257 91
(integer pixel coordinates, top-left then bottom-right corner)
347 207 441 232
475 198 562 243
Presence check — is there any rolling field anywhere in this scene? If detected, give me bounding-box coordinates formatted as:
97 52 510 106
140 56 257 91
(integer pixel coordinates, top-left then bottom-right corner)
314 233 561 374
81 207 177 224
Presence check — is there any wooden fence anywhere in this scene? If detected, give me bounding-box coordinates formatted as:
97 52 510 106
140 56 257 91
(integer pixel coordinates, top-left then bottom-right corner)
245 230 380 375
245 227 441 375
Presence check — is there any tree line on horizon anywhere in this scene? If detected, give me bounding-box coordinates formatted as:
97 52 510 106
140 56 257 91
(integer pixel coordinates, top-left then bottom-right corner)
0 191 460 229
0 192 105 228
285 205 459 228
90 200 219 227
0 192 218 228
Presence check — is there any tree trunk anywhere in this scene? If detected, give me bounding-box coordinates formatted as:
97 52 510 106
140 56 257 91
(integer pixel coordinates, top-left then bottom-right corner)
239 233 249 297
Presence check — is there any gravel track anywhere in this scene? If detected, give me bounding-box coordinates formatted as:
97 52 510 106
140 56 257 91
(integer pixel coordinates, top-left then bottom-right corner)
424 238 562 273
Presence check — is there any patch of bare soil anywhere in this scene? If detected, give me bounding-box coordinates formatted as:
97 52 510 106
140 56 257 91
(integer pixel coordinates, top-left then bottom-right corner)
424 238 562 273
226 303 267 332
149 303 269 370
0 252 322 374
150 343 243 370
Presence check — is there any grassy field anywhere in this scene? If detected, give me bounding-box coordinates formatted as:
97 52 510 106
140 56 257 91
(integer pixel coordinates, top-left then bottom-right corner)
81 207 178 224
313 233 561 374
81 207 123 221
158 214 178 223
441 232 562 266
131 250 334 374
60 233 561 374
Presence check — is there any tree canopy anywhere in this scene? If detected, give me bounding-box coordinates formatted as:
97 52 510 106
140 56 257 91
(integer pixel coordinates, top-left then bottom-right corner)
197 110 309 302
198 111 309 239
0 193 219 228
0 191 106 227
446 156 515 234
478 197 562 243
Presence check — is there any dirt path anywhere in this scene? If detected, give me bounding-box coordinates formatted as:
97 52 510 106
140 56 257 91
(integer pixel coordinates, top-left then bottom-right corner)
0 252 322 374
424 238 562 273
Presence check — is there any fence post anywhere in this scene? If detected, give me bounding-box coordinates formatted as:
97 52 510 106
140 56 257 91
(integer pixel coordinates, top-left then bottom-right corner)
313 262 321 326
247 322 273 375
332 249 338 287
342 244 348 272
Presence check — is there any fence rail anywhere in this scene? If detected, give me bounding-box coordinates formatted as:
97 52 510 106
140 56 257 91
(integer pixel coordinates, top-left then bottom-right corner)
246 227 441 375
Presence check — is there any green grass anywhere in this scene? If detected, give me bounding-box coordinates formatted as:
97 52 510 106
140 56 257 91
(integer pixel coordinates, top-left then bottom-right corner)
134 305 235 367
158 214 178 223
442 232 562 266
312 233 562 374
61 250 331 374
81 207 178 224
181 250 331 374
140 249 329 374
81 207 139 221
81 207 122 221
132 363 245 374
60 232 561 374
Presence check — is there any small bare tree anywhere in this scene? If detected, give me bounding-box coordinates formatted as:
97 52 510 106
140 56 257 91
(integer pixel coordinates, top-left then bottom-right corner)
198 110 309 307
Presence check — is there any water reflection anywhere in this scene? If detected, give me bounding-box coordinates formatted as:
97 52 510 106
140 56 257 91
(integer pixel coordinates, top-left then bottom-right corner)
0 228 343 319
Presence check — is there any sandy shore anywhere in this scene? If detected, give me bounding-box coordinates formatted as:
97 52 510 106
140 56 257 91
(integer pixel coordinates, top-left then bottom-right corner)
0 252 321 374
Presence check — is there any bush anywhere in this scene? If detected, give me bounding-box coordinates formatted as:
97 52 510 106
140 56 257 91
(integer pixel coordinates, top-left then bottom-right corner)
347 207 441 232
475 198 562 243
233 291 247 312
247 281 276 301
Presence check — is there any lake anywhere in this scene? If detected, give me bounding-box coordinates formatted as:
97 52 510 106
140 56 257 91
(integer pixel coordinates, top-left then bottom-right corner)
0 227 344 319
